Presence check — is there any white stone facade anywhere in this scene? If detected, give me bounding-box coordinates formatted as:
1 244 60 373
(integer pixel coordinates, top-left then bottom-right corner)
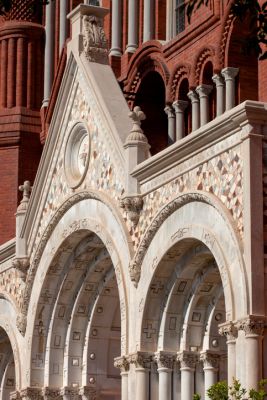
0 4 267 400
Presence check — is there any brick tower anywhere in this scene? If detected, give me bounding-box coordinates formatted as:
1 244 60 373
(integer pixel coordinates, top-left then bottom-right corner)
0 1 44 244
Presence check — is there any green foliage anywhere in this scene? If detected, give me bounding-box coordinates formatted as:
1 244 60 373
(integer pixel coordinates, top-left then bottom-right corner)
186 0 267 60
193 394 202 400
207 380 229 400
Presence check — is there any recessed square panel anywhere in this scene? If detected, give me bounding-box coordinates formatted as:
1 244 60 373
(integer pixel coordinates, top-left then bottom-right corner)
192 312 201 322
177 281 187 293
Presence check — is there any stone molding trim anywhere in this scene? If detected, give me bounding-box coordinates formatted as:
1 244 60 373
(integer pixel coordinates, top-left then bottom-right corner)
17 190 132 335
129 191 241 287
235 315 266 337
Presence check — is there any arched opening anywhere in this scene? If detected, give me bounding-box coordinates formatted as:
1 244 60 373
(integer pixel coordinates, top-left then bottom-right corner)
134 71 168 155
178 78 190 135
201 61 216 121
141 239 227 399
31 230 122 399
227 16 258 103
0 328 16 400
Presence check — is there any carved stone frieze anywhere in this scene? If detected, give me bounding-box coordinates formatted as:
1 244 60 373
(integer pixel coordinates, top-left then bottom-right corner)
236 316 265 337
114 356 130 372
120 196 143 227
83 15 108 63
177 351 199 370
79 386 97 400
200 351 220 370
128 352 152 369
154 351 175 370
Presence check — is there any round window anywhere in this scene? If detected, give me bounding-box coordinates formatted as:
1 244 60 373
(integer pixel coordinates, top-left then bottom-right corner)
64 122 90 188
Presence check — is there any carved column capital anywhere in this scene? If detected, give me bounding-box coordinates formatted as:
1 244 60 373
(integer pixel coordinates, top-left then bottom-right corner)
79 386 97 400
128 352 152 369
10 391 21 400
173 100 189 113
114 355 130 372
60 386 79 400
42 387 61 399
154 351 175 370
20 387 42 400
236 316 265 337
187 90 199 104
200 351 220 370
218 321 238 342
196 84 213 98
164 104 175 118
221 67 239 81
212 73 224 87
177 351 198 370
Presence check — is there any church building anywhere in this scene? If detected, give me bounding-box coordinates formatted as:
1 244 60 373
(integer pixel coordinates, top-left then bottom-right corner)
0 0 266 399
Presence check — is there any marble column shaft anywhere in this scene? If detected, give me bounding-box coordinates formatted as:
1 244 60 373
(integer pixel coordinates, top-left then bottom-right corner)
143 0 154 42
187 90 200 131
59 0 68 54
126 0 138 53
212 74 225 116
164 105 176 145
43 1 55 106
110 0 122 56
221 67 239 111
196 84 213 126
173 100 188 140
177 352 198 400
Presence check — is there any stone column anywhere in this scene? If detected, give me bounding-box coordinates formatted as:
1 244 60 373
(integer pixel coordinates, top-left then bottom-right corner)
187 90 200 131
59 0 68 54
114 356 130 400
237 317 265 391
143 0 154 42
173 100 188 140
164 105 176 145
43 0 55 106
154 352 175 400
129 352 151 400
200 352 220 400
110 0 122 56
126 0 138 53
177 351 198 400
212 74 225 116
196 84 213 126
221 67 239 111
219 321 237 384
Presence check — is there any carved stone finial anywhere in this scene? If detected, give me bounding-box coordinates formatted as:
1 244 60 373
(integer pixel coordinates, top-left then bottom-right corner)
17 181 32 212
83 14 108 63
127 106 147 142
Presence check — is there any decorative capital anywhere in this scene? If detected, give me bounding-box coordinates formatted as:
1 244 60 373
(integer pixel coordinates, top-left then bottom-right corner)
16 313 27 336
60 386 79 399
10 391 21 400
120 195 143 227
221 67 239 81
154 351 175 370
177 351 198 370
114 356 130 372
79 386 97 400
236 316 265 337
17 181 32 212
129 259 141 287
42 387 60 399
128 352 152 369
187 90 199 104
173 100 189 113
164 105 175 118
83 13 108 63
196 84 213 98
218 321 237 341
20 387 42 400
200 351 220 370
212 73 224 87
12 257 30 278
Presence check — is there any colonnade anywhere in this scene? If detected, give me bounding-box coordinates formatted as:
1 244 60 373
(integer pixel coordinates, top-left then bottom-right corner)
110 0 155 56
165 67 239 144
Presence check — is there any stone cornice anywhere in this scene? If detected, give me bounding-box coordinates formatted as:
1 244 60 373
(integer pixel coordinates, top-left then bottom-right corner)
131 101 267 190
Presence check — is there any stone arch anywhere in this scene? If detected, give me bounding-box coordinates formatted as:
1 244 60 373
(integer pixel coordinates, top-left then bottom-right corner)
24 196 131 393
168 63 191 102
0 298 22 391
194 46 216 86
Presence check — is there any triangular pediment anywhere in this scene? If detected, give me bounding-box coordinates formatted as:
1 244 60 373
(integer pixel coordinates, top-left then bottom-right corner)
23 49 132 257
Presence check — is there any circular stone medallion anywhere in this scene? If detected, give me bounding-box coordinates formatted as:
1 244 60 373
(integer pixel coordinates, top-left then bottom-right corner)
64 122 90 188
